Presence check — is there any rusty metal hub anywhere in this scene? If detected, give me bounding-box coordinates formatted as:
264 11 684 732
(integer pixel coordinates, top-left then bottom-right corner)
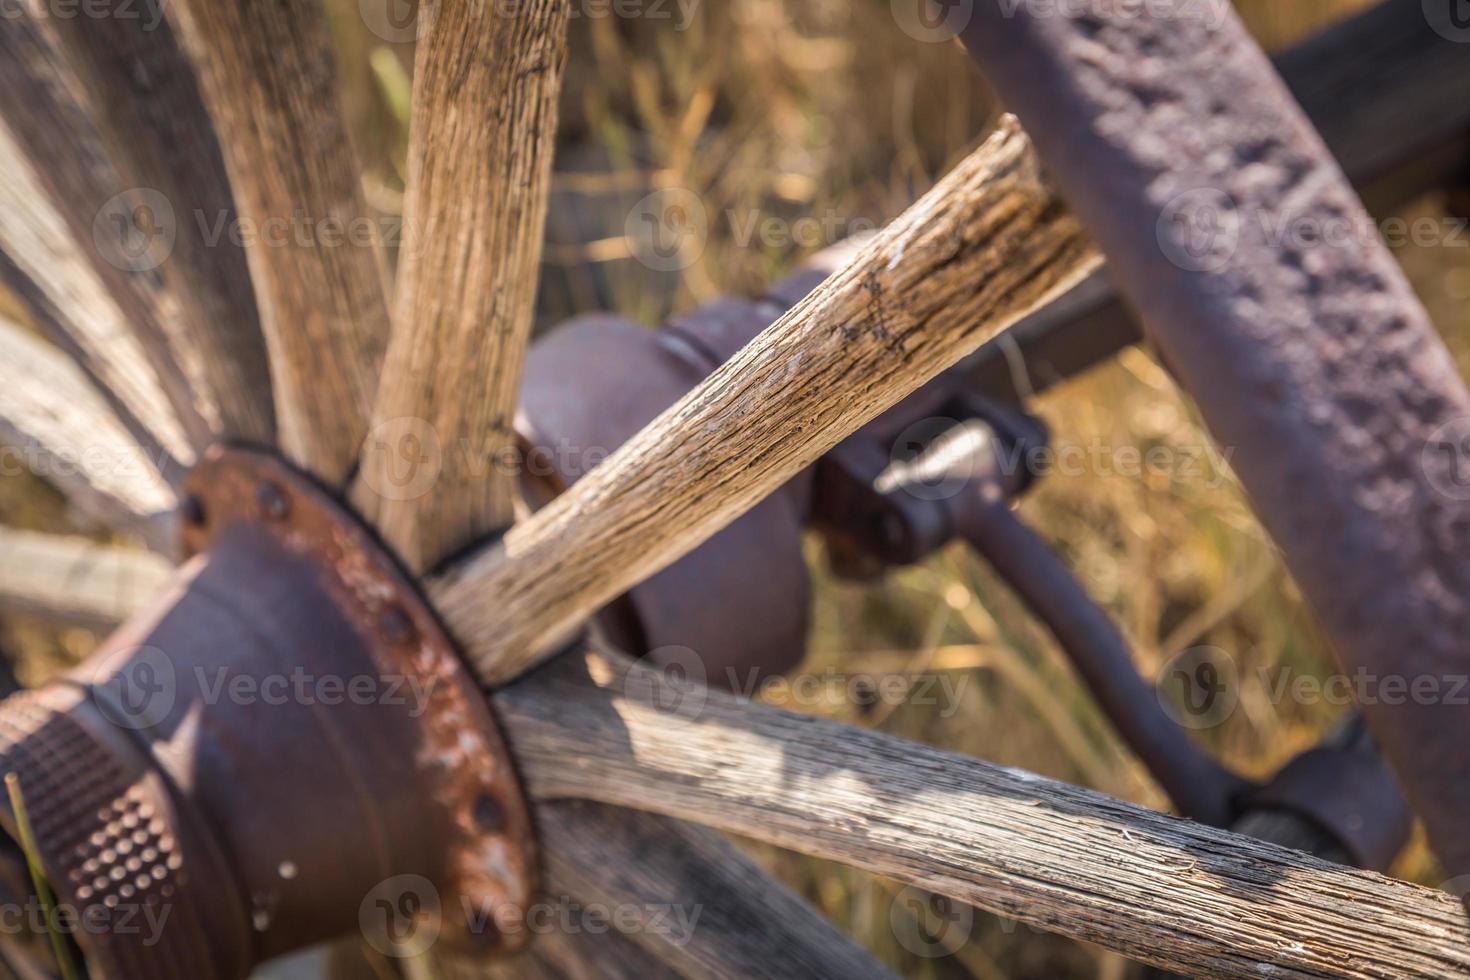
0 445 536 978
518 284 817 684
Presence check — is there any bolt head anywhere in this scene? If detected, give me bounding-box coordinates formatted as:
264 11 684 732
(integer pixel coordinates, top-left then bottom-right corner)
256 481 290 521
180 494 206 528
473 793 506 832
379 606 416 645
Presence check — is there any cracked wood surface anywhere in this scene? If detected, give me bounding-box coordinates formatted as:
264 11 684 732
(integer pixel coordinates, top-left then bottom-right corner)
0 10 218 449
0 316 176 552
530 801 892 979
353 0 570 572
496 648 1470 979
432 118 1100 685
166 0 390 483
957 0 1470 892
42 0 277 446
0 122 192 475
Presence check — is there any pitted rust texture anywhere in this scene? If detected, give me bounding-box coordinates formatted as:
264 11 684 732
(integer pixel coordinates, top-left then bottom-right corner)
959 2 1470 887
0 687 247 978
0 445 536 978
180 446 537 955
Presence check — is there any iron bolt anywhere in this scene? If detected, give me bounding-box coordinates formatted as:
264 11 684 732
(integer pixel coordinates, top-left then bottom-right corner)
473 793 507 832
379 606 416 645
180 494 206 528
256 481 290 521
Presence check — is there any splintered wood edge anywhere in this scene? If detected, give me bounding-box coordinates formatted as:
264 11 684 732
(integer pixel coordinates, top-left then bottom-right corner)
431 117 1101 686
353 0 570 572
0 316 177 552
495 648 1470 980
166 0 389 484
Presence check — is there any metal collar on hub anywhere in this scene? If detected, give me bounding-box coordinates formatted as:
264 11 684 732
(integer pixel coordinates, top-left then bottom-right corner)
0 444 536 978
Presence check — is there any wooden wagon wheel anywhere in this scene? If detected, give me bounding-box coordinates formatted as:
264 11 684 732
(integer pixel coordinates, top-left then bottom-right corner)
0 1 1468 978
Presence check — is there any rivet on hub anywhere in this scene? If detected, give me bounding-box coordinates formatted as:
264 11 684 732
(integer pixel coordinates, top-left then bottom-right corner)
256 481 290 521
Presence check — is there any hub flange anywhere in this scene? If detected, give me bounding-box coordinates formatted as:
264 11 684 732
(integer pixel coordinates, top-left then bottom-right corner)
0 444 536 978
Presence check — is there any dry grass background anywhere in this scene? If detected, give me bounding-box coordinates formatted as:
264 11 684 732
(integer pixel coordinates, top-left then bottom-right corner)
2 1 1468 976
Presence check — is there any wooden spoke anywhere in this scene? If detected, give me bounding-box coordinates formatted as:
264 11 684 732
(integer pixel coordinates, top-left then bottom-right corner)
495 648 1470 980
39 0 277 445
0 317 177 552
352 0 570 571
0 11 224 448
436 801 887 980
0 123 193 473
166 0 391 483
532 802 892 979
441 931 681 980
431 118 1100 684
0 527 171 630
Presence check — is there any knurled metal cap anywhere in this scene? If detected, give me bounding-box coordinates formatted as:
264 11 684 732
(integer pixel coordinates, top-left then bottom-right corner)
0 686 250 979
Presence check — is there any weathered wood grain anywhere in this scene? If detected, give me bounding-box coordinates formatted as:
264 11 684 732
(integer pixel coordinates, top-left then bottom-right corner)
0 16 217 452
166 0 390 483
432 118 1100 684
397 800 884 980
353 0 570 571
0 317 176 552
0 123 192 475
495 648 1470 979
0 527 171 630
41 0 277 445
532 801 893 979
437 926 679 980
